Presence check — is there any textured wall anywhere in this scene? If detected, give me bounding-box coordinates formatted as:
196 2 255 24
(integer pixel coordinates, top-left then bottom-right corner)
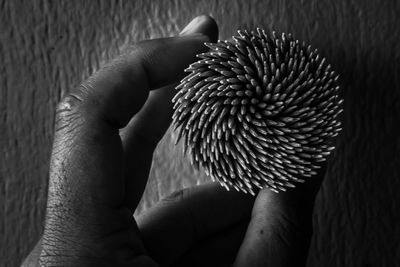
1 0 399 266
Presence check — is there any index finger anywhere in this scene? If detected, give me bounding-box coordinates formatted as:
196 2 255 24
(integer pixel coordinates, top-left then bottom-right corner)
46 33 211 242
64 34 210 129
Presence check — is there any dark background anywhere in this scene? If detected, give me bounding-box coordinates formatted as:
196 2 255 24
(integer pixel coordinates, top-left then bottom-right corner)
1 0 399 266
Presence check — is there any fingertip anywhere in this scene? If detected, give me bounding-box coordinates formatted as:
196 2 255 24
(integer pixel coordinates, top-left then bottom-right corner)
180 15 219 43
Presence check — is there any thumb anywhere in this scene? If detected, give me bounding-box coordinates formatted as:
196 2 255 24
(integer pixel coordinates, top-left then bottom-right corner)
233 189 313 267
233 165 327 267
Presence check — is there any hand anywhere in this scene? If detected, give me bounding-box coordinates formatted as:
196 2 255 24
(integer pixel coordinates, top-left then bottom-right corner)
23 15 326 267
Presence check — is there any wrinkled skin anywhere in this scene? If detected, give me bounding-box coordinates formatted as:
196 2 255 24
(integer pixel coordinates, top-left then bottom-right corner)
23 15 326 267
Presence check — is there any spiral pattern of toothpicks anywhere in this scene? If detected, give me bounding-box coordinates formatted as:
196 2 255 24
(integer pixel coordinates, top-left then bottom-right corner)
172 28 343 194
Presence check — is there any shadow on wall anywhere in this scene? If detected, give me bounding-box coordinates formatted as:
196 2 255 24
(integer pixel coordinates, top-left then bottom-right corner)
310 45 400 266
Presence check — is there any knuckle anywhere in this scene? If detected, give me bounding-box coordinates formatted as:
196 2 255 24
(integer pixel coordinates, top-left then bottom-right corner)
56 93 83 119
55 79 96 119
52 95 89 154
54 94 83 133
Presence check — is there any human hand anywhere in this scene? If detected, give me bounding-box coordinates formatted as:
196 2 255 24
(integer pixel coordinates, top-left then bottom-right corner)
23 15 326 267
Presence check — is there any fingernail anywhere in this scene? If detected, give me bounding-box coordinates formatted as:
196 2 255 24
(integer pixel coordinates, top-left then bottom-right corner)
180 15 209 35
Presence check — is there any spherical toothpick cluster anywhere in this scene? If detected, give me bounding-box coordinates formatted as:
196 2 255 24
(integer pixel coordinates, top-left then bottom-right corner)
172 28 343 195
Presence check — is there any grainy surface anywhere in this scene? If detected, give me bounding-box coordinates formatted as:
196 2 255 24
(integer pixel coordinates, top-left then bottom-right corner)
1 0 399 266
